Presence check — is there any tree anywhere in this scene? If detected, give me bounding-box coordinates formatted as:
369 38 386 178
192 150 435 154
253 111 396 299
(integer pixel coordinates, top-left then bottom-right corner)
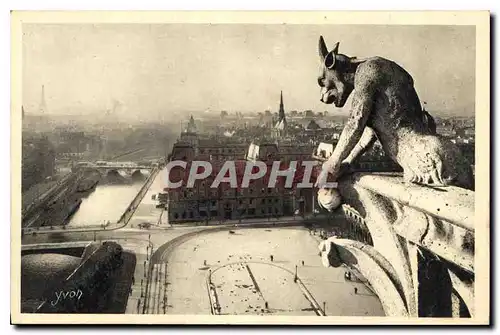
305 110 314 118
220 110 228 119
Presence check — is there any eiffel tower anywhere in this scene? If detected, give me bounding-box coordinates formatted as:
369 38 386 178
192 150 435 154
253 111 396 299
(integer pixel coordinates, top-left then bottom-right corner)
39 85 47 114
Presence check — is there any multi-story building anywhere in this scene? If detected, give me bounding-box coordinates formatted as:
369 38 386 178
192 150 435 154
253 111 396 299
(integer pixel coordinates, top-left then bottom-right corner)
54 130 103 160
312 141 402 173
22 134 56 191
166 159 296 222
197 139 248 161
166 125 321 223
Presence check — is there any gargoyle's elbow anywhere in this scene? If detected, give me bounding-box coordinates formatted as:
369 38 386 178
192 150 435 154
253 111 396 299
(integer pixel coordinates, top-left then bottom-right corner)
347 117 366 135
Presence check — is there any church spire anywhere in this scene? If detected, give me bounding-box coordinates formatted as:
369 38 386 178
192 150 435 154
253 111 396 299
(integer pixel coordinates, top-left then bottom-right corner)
279 91 285 121
273 91 287 138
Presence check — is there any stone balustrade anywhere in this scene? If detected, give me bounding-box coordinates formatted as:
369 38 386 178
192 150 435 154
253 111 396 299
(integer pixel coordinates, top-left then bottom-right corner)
318 172 474 318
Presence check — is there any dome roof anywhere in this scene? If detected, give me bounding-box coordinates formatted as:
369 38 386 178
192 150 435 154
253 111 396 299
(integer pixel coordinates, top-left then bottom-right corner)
306 120 321 130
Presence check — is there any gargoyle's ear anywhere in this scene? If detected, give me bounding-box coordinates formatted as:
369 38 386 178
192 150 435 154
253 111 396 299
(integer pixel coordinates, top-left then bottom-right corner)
318 36 329 61
324 42 339 69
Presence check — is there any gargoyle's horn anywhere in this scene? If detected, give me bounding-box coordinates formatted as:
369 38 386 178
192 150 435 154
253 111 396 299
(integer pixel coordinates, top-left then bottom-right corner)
332 41 339 55
318 36 329 60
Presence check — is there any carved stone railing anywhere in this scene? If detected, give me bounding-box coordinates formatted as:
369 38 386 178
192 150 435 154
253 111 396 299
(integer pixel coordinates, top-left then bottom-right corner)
318 172 474 318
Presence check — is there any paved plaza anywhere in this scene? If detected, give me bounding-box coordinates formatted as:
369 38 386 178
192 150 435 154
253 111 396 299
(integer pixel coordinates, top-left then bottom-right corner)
162 228 385 316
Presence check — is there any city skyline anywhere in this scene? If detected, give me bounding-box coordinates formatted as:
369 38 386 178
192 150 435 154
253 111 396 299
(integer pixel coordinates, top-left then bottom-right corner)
23 24 475 119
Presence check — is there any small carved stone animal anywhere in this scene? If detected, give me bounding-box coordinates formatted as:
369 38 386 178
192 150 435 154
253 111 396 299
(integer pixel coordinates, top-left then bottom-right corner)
316 36 473 190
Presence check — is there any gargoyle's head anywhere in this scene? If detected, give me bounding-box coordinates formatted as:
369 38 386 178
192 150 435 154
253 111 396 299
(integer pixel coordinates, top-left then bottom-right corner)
317 36 354 108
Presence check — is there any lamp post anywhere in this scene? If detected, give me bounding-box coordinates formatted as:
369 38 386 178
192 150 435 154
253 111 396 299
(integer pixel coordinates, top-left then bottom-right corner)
312 191 316 217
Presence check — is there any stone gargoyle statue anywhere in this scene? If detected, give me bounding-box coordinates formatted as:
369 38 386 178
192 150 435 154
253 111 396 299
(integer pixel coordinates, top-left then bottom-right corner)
315 36 474 210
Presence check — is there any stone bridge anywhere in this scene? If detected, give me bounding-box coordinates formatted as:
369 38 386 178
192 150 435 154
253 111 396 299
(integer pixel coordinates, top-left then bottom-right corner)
77 163 154 179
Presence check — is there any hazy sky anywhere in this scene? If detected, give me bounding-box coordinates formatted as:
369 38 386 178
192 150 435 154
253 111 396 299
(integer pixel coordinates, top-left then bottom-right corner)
22 24 475 119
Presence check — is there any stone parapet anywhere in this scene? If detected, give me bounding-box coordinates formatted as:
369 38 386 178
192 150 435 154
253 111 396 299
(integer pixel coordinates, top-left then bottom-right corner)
319 172 474 318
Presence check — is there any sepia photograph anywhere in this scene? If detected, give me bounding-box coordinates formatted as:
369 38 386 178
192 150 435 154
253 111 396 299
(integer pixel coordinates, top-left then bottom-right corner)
10 11 490 325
